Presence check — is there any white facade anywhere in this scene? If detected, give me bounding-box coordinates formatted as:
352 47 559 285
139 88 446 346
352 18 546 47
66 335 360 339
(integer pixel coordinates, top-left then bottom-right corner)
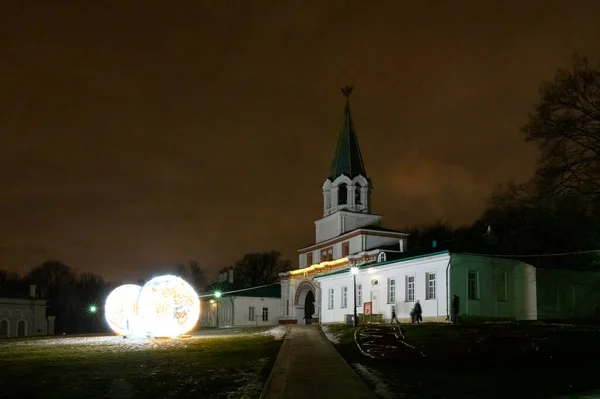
299 230 407 269
314 252 540 323
0 298 53 338
200 295 281 327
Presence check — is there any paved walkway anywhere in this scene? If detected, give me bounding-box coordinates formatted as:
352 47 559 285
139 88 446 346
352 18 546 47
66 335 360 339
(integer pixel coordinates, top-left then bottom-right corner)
261 325 377 399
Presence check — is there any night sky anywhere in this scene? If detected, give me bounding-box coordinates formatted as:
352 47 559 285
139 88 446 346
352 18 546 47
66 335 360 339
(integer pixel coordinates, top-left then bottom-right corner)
2 1 600 281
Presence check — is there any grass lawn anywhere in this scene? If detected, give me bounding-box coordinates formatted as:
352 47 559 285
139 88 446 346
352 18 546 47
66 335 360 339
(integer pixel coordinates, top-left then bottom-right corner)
324 322 600 399
0 327 284 399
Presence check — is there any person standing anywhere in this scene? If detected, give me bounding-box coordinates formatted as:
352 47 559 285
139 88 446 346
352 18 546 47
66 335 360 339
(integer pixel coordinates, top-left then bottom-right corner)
413 300 423 324
391 309 400 324
451 294 460 324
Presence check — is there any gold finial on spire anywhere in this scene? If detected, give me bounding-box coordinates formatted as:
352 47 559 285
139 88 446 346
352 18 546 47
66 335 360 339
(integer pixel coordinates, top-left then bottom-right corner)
341 85 354 98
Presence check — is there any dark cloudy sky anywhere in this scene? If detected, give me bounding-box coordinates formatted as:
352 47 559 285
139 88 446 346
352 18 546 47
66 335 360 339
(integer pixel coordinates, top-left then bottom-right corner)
2 1 599 281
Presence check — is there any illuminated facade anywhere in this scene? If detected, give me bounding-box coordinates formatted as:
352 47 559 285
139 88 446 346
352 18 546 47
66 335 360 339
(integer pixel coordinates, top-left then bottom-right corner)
279 87 600 325
0 285 55 338
278 87 408 324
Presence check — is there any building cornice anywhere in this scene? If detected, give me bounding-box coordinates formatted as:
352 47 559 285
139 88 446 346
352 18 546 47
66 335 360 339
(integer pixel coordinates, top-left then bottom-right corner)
298 227 407 254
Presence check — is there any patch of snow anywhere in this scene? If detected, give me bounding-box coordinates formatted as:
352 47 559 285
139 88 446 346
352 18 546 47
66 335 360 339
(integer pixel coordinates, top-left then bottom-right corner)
320 325 339 344
226 357 269 399
353 363 398 399
258 326 287 341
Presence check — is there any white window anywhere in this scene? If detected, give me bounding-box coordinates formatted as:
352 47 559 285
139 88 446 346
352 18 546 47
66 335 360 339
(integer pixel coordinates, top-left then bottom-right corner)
468 271 479 300
357 284 362 306
496 271 507 301
249 306 255 321
387 278 396 303
341 286 348 308
328 288 334 309
426 272 436 300
406 275 415 302
262 307 269 321
377 252 387 263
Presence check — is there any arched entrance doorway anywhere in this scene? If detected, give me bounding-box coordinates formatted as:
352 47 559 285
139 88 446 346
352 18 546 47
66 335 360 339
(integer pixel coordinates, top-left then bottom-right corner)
294 280 317 323
17 320 26 337
304 290 315 324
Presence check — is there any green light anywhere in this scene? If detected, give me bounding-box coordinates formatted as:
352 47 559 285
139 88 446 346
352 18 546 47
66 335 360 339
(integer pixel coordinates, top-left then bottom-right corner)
214 291 222 298
89 305 97 313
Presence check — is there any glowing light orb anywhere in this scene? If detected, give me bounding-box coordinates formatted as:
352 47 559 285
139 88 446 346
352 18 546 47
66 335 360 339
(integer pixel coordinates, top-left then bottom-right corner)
136 275 200 337
104 284 142 335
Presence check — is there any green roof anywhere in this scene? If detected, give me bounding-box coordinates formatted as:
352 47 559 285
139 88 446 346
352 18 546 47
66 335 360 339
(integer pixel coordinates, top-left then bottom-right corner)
313 250 450 279
328 86 368 181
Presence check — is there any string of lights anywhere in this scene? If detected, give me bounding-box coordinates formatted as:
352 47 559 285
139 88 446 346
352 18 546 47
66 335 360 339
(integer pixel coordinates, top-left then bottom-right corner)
460 249 600 258
199 282 280 298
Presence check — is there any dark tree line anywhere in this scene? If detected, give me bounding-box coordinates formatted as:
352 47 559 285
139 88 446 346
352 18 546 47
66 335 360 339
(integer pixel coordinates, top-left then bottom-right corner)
407 55 600 271
0 253 291 334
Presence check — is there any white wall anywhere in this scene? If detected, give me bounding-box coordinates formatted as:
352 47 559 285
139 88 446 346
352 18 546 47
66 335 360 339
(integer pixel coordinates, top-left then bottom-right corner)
317 253 451 323
315 211 382 244
199 296 281 327
535 268 600 321
315 213 341 244
233 297 281 326
449 254 537 320
0 299 48 337
364 235 402 251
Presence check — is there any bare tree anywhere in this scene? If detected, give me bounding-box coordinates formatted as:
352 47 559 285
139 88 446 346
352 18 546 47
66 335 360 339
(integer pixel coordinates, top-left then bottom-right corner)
174 261 206 291
233 251 291 287
523 56 600 205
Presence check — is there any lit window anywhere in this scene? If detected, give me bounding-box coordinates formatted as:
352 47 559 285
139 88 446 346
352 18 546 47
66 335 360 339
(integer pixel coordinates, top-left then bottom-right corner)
388 278 396 303
357 284 362 306
406 275 415 302
426 273 436 300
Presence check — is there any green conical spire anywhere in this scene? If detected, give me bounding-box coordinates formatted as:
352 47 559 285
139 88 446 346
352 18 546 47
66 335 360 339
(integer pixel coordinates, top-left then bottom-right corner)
328 86 368 181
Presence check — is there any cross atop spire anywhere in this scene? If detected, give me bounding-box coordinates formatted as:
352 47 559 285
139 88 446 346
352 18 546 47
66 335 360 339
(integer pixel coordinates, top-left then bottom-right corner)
328 85 367 181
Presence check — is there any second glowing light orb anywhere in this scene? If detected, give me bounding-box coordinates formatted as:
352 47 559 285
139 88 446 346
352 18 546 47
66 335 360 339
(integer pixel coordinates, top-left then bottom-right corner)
136 275 201 337
104 284 142 336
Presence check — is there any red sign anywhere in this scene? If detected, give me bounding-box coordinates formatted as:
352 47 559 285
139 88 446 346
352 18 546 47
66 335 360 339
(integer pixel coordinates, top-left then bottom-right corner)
363 302 372 315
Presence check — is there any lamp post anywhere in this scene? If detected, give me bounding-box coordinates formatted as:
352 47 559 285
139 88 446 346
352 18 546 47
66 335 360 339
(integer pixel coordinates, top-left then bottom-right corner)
214 291 222 328
351 267 359 327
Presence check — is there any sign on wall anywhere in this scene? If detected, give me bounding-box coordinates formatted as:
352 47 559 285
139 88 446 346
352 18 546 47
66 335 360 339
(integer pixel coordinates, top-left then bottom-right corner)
363 302 372 315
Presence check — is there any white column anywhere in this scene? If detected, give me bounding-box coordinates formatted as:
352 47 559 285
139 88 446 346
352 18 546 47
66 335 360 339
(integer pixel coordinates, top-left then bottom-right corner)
331 186 339 211
348 185 356 208
361 186 369 212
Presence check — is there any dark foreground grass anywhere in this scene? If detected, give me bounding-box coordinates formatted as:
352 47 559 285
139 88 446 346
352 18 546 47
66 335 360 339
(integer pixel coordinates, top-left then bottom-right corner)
326 322 600 399
0 332 282 399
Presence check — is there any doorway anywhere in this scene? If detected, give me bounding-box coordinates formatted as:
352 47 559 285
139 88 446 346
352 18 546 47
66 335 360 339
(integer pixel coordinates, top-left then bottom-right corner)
17 320 26 337
304 290 315 324
0 320 8 337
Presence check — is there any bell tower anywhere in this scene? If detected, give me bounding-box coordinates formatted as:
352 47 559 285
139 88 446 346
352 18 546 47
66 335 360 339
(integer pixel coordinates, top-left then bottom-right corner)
316 86 382 243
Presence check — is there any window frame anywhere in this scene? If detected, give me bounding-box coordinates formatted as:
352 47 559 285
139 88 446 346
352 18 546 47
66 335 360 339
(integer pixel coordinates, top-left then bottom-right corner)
405 275 415 302
426 272 436 300
468 270 479 300
341 286 348 308
357 284 362 306
387 278 396 304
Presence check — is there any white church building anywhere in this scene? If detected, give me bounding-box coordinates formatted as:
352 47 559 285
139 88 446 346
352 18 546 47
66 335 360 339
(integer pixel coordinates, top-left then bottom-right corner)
278 86 600 325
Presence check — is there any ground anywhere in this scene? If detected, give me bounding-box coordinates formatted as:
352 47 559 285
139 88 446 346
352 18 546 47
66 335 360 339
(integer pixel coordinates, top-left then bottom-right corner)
0 326 285 399
322 322 600 399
